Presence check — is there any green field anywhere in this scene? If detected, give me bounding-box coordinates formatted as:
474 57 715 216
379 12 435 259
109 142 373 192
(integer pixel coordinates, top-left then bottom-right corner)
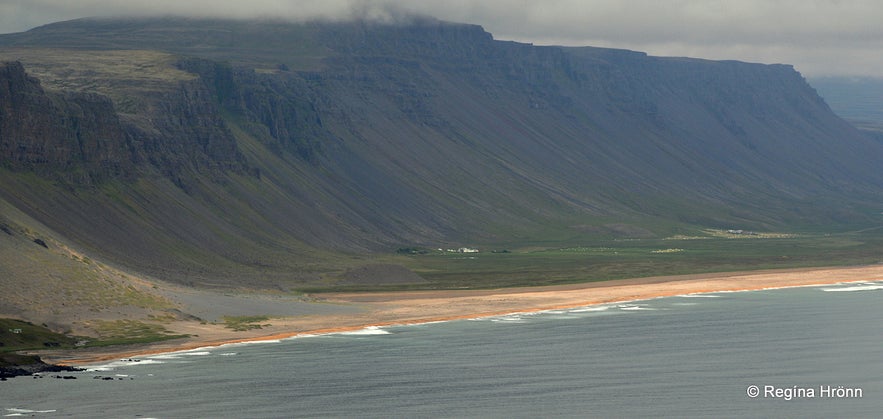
0 318 188 355
0 319 80 355
306 227 883 292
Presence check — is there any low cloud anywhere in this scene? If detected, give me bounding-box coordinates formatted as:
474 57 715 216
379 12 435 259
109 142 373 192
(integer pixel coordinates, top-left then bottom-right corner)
2 0 882 77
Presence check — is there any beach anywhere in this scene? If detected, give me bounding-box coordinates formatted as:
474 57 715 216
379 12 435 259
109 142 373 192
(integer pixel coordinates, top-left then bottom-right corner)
43 264 883 366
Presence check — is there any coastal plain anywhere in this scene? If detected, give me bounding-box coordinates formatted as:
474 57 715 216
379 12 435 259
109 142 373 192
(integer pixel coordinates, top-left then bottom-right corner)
39 264 883 366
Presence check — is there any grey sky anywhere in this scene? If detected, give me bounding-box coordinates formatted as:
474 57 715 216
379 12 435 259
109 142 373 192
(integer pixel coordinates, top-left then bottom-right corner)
1 0 881 77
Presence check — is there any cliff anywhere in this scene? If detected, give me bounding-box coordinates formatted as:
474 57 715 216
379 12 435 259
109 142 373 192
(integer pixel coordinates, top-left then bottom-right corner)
0 55 250 186
0 61 134 183
1 17 882 287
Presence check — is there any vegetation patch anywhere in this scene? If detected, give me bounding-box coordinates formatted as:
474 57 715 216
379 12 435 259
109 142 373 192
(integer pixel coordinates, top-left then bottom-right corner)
396 247 430 255
85 320 188 346
221 315 271 331
1 352 43 369
318 227 883 292
558 247 620 254
651 248 685 253
702 229 798 239
0 319 79 353
665 234 711 240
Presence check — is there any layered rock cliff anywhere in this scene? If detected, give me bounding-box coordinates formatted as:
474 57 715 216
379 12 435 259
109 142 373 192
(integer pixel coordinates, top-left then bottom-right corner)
1 17 882 286
0 57 250 186
0 61 134 182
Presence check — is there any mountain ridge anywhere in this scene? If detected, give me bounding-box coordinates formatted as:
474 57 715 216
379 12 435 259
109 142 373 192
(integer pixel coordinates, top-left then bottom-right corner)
2 16 883 290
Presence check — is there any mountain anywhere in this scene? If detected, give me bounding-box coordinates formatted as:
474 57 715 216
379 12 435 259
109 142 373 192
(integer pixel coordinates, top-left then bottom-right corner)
2 16 883 291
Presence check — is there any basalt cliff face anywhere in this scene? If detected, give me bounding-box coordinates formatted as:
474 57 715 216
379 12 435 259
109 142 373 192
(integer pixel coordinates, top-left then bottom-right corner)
0 61 133 182
1 17 882 287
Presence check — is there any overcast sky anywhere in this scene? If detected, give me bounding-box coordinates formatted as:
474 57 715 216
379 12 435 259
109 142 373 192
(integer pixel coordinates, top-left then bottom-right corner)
1 0 881 77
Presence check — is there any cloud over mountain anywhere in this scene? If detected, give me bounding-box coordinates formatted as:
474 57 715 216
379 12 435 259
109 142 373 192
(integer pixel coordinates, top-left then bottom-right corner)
2 2 882 75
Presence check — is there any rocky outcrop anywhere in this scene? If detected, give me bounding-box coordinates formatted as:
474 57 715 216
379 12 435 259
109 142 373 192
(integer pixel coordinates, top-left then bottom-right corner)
0 61 135 183
0 59 251 186
130 76 251 184
0 353 81 380
178 58 329 163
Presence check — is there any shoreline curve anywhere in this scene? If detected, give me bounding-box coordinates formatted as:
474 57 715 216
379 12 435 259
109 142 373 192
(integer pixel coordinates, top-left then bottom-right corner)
45 264 883 366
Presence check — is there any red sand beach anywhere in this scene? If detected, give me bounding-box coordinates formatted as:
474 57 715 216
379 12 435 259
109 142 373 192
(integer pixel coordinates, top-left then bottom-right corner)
46 264 883 366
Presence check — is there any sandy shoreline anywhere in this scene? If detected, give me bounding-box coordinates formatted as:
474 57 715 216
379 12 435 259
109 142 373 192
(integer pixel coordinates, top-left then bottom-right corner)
45 264 883 366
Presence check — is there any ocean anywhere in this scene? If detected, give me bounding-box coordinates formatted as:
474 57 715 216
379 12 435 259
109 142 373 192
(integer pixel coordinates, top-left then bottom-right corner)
3 281 882 418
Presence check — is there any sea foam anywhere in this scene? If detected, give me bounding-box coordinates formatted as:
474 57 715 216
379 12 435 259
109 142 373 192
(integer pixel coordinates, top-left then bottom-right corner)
339 326 391 336
87 358 165 372
821 283 883 292
617 304 656 311
4 408 58 417
568 306 611 313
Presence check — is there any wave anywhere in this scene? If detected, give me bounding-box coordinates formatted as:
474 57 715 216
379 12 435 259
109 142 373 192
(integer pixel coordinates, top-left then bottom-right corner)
87 358 165 371
339 326 391 336
146 352 210 361
568 306 611 313
821 283 883 292
4 408 57 416
178 351 213 356
149 354 188 360
617 304 656 311
222 339 283 346
490 315 525 323
677 294 721 298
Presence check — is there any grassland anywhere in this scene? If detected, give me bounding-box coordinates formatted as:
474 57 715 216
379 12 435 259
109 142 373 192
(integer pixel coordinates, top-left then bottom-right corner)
221 315 271 331
80 320 189 347
307 226 883 292
0 318 187 355
0 48 193 96
0 319 80 353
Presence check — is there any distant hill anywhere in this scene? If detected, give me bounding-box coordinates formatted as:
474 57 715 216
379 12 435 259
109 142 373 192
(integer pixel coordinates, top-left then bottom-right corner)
2 16 883 289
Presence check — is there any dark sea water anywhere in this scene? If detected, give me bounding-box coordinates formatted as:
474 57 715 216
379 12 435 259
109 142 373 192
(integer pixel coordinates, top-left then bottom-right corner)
3 281 883 418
